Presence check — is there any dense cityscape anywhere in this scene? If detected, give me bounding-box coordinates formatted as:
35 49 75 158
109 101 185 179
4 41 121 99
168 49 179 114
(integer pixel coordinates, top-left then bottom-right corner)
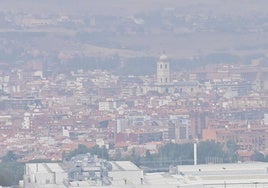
1 54 268 163
1 0 268 187
1 53 268 187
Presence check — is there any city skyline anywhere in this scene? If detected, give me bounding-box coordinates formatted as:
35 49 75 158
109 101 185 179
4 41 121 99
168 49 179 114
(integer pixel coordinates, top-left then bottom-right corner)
0 1 268 187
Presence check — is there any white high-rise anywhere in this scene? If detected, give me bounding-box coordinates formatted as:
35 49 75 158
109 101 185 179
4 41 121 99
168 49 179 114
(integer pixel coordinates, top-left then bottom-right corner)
157 54 170 85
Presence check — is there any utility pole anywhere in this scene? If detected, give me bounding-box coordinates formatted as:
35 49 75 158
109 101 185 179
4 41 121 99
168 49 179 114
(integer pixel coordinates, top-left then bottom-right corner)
194 142 197 166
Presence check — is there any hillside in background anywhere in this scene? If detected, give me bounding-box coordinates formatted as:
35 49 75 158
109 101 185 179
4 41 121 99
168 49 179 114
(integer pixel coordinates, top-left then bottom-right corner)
0 0 268 74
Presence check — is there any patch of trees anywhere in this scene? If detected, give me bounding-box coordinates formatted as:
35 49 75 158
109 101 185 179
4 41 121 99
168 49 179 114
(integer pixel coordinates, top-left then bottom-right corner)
61 55 156 76
0 151 24 187
171 53 240 71
118 57 156 75
62 55 121 72
64 144 109 160
251 151 268 162
61 52 242 76
135 140 239 168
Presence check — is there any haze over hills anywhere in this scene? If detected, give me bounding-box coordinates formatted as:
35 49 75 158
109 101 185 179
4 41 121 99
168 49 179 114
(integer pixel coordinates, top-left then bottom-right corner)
0 0 268 73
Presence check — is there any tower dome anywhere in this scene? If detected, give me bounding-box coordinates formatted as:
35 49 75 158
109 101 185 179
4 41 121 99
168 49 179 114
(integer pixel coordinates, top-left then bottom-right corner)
159 54 168 61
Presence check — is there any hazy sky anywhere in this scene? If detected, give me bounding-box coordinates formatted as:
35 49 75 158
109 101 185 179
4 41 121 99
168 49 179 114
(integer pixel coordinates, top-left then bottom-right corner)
1 0 268 16
1 0 268 59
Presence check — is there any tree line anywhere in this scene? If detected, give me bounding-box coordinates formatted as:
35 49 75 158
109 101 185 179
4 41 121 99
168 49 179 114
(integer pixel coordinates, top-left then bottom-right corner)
127 140 239 169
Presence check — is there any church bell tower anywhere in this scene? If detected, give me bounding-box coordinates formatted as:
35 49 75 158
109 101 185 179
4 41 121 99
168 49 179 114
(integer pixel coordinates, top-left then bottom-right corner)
157 54 170 85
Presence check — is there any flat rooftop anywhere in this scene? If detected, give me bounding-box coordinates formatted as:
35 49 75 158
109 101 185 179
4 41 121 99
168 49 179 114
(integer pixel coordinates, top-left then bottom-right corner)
109 161 141 171
27 163 65 174
177 162 268 176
